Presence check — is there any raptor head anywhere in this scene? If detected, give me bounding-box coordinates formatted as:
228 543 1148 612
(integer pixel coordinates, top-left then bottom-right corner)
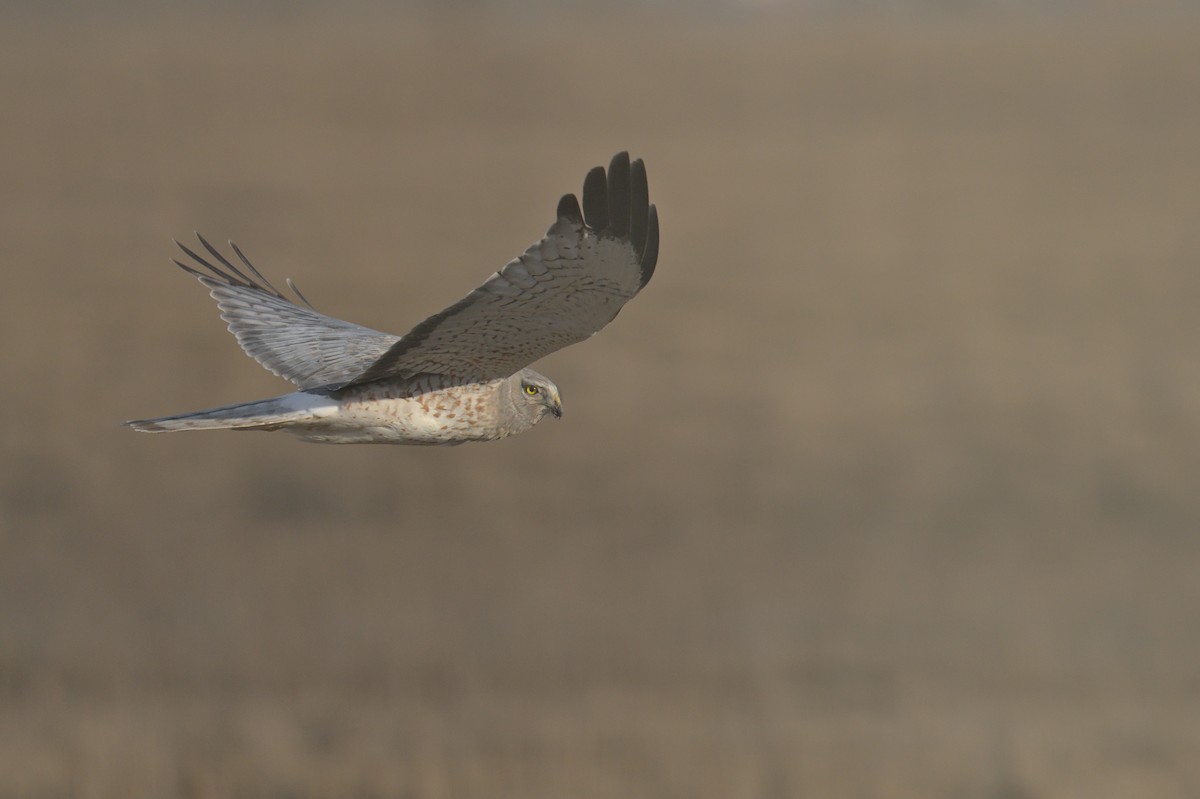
511 368 563 424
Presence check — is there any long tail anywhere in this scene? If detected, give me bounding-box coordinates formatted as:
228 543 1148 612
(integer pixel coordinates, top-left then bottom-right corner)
124 394 317 433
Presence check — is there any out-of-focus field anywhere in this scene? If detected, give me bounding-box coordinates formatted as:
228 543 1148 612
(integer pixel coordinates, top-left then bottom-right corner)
2 5 1199 797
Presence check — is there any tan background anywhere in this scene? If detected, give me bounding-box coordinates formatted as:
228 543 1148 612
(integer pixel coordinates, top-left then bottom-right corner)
2 3 1199 797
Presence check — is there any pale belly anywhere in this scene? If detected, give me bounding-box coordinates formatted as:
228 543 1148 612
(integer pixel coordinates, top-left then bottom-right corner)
286 382 503 445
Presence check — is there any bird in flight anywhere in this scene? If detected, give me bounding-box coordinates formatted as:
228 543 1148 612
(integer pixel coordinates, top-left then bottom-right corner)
125 152 659 445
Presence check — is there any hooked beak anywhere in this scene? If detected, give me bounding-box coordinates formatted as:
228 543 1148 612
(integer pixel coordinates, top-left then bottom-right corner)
550 394 563 419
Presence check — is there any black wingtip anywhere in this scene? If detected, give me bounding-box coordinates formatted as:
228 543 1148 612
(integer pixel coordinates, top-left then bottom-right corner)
580 152 658 287
228 239 284 297
629 157 649 259
174 238 224 281
169 234 296 303
606 152 631 238
286 277 317 311
171 256 206 279
557 193 583 224
640 204 659 288
581 165 609 231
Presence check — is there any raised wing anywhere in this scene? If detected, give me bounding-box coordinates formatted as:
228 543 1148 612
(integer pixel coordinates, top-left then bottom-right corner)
172 235 401 391
346 151 659 386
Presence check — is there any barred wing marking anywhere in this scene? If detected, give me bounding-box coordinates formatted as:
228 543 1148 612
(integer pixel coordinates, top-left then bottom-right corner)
347 152 659 385
173 236 401 391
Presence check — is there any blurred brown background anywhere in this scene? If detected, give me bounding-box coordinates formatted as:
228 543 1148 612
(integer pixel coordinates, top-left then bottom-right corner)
2 2 1199 797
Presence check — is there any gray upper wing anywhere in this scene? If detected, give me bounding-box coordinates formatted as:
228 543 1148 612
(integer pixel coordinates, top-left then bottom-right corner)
172 236 401 391
346 151 659 386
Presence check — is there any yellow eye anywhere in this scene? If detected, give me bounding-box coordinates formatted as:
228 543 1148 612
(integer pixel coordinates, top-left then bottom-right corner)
525 385 540 395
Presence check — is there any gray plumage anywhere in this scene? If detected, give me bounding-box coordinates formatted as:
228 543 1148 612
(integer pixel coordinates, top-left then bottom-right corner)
125 152 658 445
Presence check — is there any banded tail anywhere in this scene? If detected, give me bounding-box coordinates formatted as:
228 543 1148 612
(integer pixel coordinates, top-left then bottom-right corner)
124 393 324 434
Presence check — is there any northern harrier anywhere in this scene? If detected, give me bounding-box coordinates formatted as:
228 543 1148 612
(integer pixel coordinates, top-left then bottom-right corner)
125 152 659 445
